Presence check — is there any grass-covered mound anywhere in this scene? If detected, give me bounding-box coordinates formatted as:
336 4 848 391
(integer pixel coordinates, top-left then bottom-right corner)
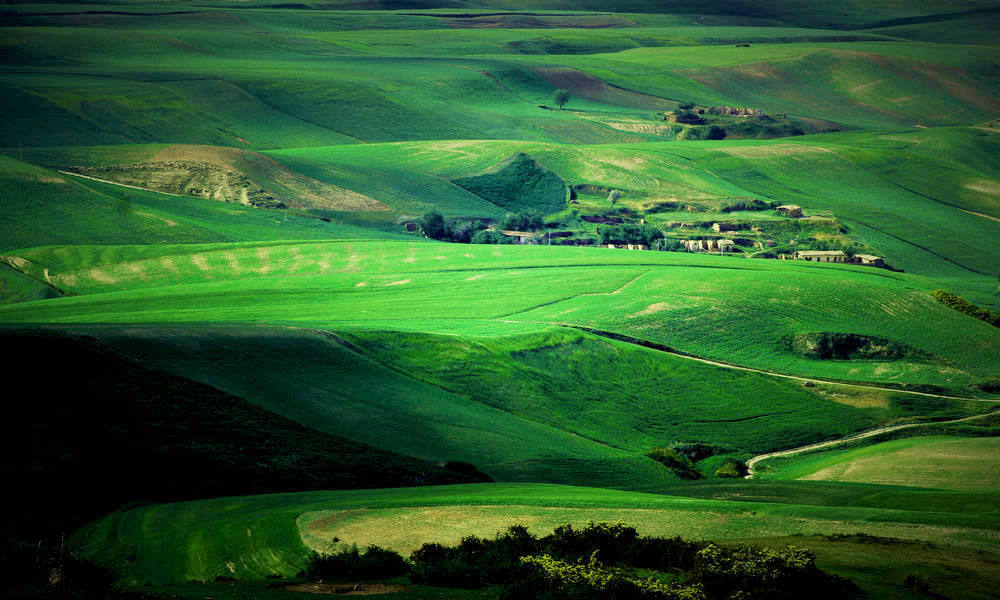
453 153 567 215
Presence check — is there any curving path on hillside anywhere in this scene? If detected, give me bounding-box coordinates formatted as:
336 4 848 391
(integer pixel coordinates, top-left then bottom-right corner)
743 412 998 478
569 325 999 402
556 326 999 479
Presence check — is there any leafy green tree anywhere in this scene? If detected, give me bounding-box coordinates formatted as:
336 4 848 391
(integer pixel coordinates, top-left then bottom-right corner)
450 219 485 243
502 209 543 231
608 189 621 207
421 210 449 240
707 125 727 140
471 229 508 244
599 223 663 246
554 89 571 109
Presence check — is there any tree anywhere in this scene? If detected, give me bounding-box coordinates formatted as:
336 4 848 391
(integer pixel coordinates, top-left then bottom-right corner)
502 209 543 231
608 189 621 207
707 125 727 140
421 210 449 241
599 223 663 246
554 89 570 110
471 229 507 244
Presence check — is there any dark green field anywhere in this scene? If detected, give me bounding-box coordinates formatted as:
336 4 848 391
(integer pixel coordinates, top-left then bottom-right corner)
2 1 998 599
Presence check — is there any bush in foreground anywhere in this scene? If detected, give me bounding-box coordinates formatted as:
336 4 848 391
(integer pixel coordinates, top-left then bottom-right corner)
306 545 407 580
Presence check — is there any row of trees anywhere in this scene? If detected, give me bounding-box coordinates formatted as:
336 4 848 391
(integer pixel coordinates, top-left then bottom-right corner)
420 210 545 244
597 223 665 247
422 210 695 251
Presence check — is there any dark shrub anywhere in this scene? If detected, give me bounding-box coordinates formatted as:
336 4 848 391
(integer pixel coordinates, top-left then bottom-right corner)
714 458 748 478
420 211 449 241
645 447 703 480
695 544 860 599
546 522 639 566
306 544 407 580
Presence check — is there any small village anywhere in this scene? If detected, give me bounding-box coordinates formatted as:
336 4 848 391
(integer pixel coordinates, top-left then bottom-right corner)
444 199 888 269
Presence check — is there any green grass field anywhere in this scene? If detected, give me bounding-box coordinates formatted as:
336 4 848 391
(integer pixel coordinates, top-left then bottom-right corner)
1 238 995 389
757 436 1000 489
72 482 1000 592
4 2 1000 598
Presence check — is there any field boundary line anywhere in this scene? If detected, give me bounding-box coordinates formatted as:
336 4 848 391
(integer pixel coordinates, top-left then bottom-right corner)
744 411 999 477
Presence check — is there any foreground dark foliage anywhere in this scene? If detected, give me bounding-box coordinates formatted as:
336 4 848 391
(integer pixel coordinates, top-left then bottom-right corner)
405 522 859 600
306 545 408 580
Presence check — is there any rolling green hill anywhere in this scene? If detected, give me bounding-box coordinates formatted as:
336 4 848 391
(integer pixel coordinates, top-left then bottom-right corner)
3 2 999 598
1 240 996 389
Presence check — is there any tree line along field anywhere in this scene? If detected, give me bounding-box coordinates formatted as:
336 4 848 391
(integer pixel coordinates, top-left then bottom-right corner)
2 2 999 599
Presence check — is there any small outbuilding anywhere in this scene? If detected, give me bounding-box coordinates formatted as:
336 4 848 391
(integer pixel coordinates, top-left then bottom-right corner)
500 230 539 245
776 205 803 218
792 250 846 263
854 254 884 266
712 222 746 233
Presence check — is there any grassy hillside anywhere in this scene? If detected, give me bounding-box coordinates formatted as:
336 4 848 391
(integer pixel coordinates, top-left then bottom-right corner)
3 3 999 597
0 156 412 257
2 239 993 390
0 329 483 542
2 5 999 153
266 128 1000 297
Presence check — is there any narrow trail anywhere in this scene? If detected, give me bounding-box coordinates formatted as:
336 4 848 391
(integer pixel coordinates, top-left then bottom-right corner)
561 326 1000 478
960 208 1000 223
744 412 997 477
59 170 183 196
571 326 998 402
